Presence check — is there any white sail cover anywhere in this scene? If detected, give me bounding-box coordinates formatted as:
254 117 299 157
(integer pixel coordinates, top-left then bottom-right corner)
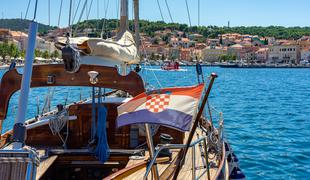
56 30 140 64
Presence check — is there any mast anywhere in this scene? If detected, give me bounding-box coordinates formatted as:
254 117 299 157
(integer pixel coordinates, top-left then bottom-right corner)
12 0 39 149
134 0 140 50
119 0 129 75
119 0 129 33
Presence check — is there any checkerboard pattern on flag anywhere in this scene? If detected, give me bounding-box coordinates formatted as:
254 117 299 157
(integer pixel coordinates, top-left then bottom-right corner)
145 94 170 113
116 84 204 132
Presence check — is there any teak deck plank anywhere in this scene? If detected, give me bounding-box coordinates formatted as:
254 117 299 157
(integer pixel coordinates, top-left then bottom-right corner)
36 155 58 180
121 129 219 179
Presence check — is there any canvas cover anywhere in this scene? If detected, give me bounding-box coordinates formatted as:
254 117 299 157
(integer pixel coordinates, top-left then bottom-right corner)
56 30 139 64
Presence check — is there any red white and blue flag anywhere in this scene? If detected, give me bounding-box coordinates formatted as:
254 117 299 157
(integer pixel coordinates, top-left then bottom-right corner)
116 84 204 132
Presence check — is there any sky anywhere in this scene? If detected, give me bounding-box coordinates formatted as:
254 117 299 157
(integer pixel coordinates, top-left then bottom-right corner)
0 0 310 28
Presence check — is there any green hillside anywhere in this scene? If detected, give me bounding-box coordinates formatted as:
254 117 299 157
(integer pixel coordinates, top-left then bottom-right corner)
73 19 310 40
1 18 310 40
0 18 56 34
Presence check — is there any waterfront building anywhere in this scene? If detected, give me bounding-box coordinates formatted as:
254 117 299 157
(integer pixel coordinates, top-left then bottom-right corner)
189 33 204 41
180 48 191 61
46 28 69 40
0 29 13 42
195 43 207 50
169 47 180 60
10 31 28 50
255 48 269 63
170 37 178 48
266 37 276 45
141 44 159 57
220 33 242 46
193 48 203 60
169 36 190 48
240 40 252 47
268 43 300 64
228 44 244 60
202 45 227 62
297 36 310 50
181 38 190 48
301 49 310 61
175 31 185 38
244 46 260 62
252 37 266 47
206 39 220 46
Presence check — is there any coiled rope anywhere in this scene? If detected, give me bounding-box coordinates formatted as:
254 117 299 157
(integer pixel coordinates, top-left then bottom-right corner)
48 108 70 148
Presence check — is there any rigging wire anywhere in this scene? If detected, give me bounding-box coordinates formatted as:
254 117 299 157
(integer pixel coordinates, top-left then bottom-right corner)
198 0 200 26
100 0 110 39
48 0 50 26
72 0 82 24
185 0 192 27
156 0 164 22
131 0 135 31
73 0 88 36
86 0 94 20
116 0 120 20
68 0 73 37
96 0 99 31
140 41 163 88
58 0 64 27
164 0 173 23
33 0 39 20
85 0 88 20
25 0 32 19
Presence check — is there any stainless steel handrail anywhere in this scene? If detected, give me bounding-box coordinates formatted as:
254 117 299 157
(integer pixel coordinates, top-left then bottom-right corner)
143 136 208 179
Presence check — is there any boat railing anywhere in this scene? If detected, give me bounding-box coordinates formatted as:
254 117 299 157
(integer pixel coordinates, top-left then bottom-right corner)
144 136 221 180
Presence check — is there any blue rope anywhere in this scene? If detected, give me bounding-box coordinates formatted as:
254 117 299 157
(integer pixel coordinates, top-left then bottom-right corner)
91 87 96 140
95 88 110 162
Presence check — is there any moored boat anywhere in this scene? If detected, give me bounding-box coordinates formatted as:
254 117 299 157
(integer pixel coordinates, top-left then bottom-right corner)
161 61 180 71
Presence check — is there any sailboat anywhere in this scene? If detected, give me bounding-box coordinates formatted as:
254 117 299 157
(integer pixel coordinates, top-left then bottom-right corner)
0 0 245 179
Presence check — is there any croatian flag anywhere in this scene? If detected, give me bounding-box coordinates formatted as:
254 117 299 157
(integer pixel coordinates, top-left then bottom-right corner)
116 84 204 132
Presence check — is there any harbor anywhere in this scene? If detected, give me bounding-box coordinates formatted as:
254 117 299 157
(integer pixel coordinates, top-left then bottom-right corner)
1 66 309 179
1 0 310 179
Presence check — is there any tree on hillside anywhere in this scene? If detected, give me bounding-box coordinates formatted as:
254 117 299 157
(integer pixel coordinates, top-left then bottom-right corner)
51 50 60 59
35 49 42 58
20 50 26 59
8 43 19 60
0 43 9 63
153 38 159 45
219 35 223 45
42 50 50 59
219 54 237 62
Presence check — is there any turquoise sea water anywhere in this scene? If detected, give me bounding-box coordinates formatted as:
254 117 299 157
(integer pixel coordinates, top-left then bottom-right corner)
1 66 310 179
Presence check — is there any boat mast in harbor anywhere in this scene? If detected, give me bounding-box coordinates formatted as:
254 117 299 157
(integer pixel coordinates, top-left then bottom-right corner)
12 0 38 150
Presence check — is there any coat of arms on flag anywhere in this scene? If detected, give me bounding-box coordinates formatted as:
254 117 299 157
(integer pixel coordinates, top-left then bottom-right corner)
116 84 204 132
145 94 170 113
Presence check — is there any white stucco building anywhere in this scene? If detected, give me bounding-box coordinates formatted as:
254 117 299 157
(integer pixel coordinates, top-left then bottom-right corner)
268 44 300 64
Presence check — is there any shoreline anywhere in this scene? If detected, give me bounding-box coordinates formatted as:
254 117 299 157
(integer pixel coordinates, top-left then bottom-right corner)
217 64 310 68
1 63 310 70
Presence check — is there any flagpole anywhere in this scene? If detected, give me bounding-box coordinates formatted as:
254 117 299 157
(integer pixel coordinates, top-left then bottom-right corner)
173 73 218 179
145 123 159 180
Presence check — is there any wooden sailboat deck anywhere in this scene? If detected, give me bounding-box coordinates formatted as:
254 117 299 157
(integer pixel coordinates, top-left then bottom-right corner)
123 129 219 179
